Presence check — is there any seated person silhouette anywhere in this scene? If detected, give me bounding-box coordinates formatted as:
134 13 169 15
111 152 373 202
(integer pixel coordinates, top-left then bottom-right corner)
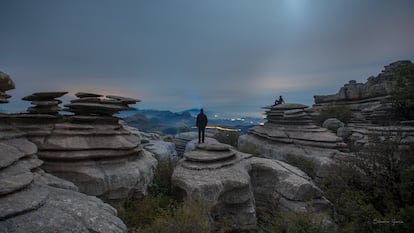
274 95 285 105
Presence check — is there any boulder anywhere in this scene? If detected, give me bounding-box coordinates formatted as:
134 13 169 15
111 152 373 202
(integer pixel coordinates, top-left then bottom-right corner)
322 118 344 131
172 142 332 229
143 140 178 160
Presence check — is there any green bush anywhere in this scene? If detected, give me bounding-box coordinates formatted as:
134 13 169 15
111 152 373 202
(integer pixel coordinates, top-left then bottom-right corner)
141 198 213 233
316 104 352 125
148 158 174 197
284 154 318 179
321 134 414 233
391 63 414 120
214 131 240 147
238 145 263 157
257 212 335 233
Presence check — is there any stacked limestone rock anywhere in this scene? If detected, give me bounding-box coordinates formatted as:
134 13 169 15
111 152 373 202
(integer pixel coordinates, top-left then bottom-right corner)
172 142 332 230
174 131 215 156
0 124 127 232
0 71 15 104
173 132 198 156
0 75 126 232
24 92 157 203
239 103 348 179
313 60 412 125
64 92 138 116
312 60 414 145
22 91 67 115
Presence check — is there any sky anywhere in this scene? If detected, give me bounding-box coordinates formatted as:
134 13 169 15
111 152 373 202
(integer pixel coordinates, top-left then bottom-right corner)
1 0 413 117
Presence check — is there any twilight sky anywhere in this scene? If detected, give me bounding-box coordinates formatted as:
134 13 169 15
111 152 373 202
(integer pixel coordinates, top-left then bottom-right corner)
1 0 413 117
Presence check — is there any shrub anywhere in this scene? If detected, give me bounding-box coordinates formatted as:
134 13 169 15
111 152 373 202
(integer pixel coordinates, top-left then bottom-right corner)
214 131 240 147
390 62 414 120
257 212 335 233
321 133 414 233
148 158 174 197
140 198 213 233
118 195 174 229
316 104 352 125
238 145 263 157
285 154 318 179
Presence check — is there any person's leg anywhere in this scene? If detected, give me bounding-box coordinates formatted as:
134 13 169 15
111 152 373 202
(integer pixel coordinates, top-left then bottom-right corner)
201 128 205 143
198 128 201 143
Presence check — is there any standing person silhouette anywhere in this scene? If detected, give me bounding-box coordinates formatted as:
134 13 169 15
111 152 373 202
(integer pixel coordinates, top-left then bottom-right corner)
196 108 208 143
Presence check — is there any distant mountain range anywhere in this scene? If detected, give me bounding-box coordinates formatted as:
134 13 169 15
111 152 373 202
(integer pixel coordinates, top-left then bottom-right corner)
122 109 264 135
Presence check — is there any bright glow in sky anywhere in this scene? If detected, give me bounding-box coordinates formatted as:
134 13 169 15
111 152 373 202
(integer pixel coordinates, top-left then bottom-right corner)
0 0 413 117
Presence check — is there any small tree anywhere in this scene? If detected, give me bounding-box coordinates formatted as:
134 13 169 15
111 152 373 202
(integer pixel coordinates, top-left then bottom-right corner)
315 104 352 125
391 63 414 120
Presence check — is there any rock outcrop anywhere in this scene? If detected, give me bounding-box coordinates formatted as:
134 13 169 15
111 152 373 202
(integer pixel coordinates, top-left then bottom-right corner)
174 132 200 156
0 86 126 232
312 60 414 145
34 93 156 202
0 71 15 104
314 61 411 104
3 90 157 203
172 142 332 229
313 60 412 125
239 103 348 179
22 92 68 115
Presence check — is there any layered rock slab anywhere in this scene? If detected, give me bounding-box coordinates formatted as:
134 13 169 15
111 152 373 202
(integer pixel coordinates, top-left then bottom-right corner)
4 92 157 203
0 122 127 233
172 142 332 229
239 103 348 179
22 92 67 115
35 116 157 202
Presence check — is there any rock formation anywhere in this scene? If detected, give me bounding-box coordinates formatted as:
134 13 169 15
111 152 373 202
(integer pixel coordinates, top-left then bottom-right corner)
31 93 156 202
64 92 138 116
3 89 157 203
312 60 414 146
239 103 348 179
0 82 126 233
173 131 214 156
174 132 199 156
172 142 332 229
313 60 412 125
0 71 15 104
22 92 68 115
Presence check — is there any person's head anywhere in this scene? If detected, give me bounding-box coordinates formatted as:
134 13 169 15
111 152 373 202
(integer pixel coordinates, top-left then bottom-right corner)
200 108 204 113
279 95 282 98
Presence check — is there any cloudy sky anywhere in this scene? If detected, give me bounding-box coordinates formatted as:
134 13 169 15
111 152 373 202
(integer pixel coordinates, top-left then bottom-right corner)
1 0 413 117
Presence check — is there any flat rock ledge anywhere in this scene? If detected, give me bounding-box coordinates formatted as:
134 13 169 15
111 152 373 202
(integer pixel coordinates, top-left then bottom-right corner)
172 142 332 230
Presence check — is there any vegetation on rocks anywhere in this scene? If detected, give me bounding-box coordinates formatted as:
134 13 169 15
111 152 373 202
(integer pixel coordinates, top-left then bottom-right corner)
315 104 352 125
117 158 213 233
214 131 240 147
322 134 414 233
391 63 414 120
284 154 318 179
